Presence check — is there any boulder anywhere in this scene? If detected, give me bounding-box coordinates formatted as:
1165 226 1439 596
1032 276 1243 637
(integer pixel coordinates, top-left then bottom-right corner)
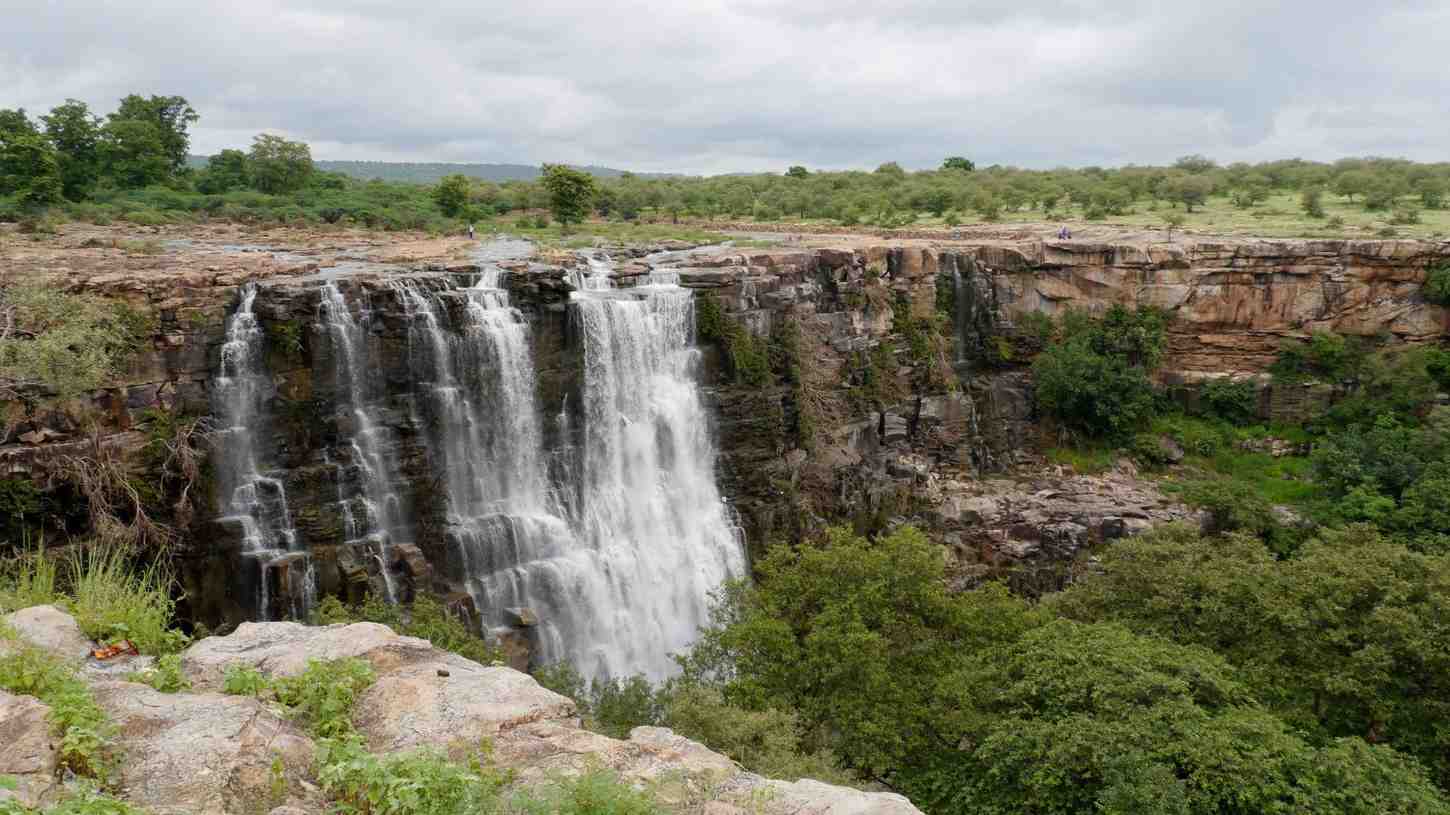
4 605 95 659
181 621 436 690
92 681 316 815
0 690 59 808
352 657 577 754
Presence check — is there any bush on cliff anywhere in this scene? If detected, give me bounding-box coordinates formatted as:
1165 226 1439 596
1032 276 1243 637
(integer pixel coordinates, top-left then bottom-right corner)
0 282 154 401
1033 305 1166 439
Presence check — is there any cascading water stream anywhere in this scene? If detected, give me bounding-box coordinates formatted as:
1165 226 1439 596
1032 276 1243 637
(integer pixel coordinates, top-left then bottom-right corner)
212 283 310 619
319 281 414 601
566 257 746 679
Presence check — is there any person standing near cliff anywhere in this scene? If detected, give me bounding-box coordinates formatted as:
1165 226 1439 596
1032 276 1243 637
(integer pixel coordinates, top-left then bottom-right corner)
467 223 475 240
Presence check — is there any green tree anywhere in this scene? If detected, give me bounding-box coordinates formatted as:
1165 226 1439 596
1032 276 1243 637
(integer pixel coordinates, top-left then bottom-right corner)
1162 211 1186 240
1301 186 1326 218
99 119 171 188
108 94 197 173
1053 524 1450 788
539 163 597 229
41 99 103 201
784 165 809 179
196 149 249 194
1033 339 1158 438
0 130 63 207
1334 169 1373 202
1166 175 1213 212
432 173 472 217
1173 154 1217 174
683 525 1040 776
0 108 38 138
941 156 975 172
873 161 906 179
906 617 1450 815
247 134 313 194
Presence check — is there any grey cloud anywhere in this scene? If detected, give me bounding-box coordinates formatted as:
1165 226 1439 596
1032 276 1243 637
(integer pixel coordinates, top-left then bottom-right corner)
0 0 1444 173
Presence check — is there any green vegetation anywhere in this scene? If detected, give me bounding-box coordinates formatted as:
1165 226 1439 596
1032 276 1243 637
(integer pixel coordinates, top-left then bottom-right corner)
0 281 154 401
0 785 145 815
312 594 504 667
0 544 187 656
1425 263 1450 306
0 632 115 780
126 652 190 693
316 734 512 815
539 163 597 230
11 96 1450 239
1032 304 1166 439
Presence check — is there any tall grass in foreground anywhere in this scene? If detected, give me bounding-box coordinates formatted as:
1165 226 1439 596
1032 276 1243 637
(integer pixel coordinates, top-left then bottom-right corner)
0 541 185 655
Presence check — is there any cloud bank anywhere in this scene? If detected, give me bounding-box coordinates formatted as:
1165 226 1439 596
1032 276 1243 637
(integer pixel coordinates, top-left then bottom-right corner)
1 0 1445 173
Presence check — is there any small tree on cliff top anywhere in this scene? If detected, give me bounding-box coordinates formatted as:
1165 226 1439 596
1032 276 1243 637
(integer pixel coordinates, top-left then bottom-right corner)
540 163 596 230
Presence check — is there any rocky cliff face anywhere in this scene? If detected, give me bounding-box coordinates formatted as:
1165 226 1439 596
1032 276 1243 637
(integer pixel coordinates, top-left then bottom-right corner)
4 232 1447 639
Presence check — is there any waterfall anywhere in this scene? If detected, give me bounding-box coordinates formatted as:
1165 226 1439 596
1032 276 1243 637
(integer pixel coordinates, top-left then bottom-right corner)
212 283 310 619
319 281 414 600
567 257 746 680
213 247 744 679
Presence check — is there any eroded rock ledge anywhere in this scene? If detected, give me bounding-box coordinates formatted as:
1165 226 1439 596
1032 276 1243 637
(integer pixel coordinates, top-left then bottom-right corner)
2 604 919 815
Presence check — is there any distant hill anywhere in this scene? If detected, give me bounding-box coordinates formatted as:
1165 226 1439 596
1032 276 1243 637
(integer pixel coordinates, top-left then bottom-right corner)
185 156 668 183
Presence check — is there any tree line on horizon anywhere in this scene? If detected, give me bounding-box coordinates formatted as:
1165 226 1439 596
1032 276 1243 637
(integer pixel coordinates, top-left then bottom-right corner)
3 93 1449 233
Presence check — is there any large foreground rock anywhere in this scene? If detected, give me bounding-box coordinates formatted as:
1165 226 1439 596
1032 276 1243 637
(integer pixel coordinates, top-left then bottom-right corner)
3 605 94 659
353 657 577 753
0 690 60 808
181 620 437 690
92 681 316 815
190 620 921 814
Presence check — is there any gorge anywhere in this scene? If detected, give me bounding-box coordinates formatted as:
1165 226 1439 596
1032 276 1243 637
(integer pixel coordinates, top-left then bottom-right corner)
5 228 1449 678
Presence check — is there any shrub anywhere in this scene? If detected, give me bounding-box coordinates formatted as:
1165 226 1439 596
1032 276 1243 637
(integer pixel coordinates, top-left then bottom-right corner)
512 768 663 815
1179 478 1278 537
1269 331 1366 384
66 545 186 655
310 594 502 666
0 641 115 780
121 209 168 226
1391 206 1421 225
116 238 162 255
316 733 509 815
1301 187 1326 218
1198 378 1257 423
661 683 854 785
222 663 269 696
1033 340 1157 439
0 282 155 400
126 652 190 693
269 658 377 738
1423 264 1450 306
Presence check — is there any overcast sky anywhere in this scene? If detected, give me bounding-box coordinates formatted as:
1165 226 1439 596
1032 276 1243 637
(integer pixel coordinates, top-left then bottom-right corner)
2 0 1445 174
